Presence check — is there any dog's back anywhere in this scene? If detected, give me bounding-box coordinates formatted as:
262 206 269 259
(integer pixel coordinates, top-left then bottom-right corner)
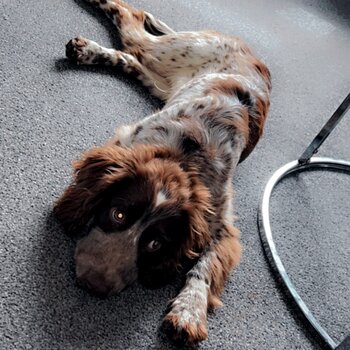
113 26 271 164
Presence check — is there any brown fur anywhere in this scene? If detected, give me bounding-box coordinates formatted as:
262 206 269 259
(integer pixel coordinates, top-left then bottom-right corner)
208 227 242 309
55 144 212 260
56 0 271 346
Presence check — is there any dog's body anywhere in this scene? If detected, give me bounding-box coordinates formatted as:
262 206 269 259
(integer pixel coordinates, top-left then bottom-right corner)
55 0 271 345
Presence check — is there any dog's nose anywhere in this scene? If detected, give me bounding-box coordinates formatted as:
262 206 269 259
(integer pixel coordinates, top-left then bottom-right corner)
77 271 113 298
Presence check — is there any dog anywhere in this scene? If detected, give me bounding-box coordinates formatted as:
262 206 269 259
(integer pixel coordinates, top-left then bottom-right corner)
54 0 271 346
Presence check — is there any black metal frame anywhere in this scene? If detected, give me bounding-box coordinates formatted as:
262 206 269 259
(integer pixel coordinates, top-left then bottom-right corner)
299 93 350 165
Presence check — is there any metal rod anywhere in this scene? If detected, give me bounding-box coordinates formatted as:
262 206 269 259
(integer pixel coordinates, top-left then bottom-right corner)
258 157 350 350
298 93 350 165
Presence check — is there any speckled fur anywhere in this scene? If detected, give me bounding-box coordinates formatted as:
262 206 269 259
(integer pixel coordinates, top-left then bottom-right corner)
60 0 271 346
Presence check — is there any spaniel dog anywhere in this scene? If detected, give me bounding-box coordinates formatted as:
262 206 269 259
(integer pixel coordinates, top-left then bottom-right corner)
54 0 271 346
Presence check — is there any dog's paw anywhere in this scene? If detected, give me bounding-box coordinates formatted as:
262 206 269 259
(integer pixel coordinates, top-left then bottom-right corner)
162 311 208 347
65 37 101 65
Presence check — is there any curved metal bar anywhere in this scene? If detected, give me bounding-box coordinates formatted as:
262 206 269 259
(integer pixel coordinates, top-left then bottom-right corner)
258 157 350 350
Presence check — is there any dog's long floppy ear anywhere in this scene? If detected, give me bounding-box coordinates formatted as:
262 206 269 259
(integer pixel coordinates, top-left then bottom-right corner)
54 144 173 235
182 176 213 258
54 145 133 235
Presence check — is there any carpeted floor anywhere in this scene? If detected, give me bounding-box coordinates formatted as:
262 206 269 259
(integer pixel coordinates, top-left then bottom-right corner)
1 0 349 349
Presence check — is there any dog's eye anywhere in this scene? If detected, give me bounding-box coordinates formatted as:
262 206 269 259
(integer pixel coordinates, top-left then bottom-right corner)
111 209 126 225
146 239 162 252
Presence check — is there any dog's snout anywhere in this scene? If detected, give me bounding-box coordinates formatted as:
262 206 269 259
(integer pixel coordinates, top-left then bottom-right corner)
77 271 113 298
74 228 139 296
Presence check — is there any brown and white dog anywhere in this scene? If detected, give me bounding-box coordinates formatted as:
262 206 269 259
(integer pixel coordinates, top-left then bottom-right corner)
54 0 271 346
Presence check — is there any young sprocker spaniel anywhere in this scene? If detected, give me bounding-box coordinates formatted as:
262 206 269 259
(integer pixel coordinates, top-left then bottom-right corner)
55 0 271 346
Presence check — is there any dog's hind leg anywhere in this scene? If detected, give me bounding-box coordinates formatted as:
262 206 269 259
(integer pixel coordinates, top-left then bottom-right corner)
85 0 175 45
65 36 169 100
143 11 175 36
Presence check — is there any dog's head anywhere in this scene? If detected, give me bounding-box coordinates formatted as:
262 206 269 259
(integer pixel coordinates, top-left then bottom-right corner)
54 144 211 296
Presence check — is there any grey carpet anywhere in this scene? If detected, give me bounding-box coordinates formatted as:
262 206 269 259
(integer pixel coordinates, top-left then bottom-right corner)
1 0 349 349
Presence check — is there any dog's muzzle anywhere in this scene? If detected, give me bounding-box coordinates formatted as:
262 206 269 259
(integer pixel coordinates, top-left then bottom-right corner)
74 228 138 297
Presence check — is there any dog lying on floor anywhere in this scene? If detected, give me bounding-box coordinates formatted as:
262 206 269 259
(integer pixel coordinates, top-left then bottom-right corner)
54 0 271 346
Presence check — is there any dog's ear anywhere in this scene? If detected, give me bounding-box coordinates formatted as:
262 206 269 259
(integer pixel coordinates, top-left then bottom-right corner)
54 145 131 235
183 177 212 258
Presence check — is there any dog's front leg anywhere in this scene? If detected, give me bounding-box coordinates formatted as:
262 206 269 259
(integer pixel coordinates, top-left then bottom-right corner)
163 225 241 346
